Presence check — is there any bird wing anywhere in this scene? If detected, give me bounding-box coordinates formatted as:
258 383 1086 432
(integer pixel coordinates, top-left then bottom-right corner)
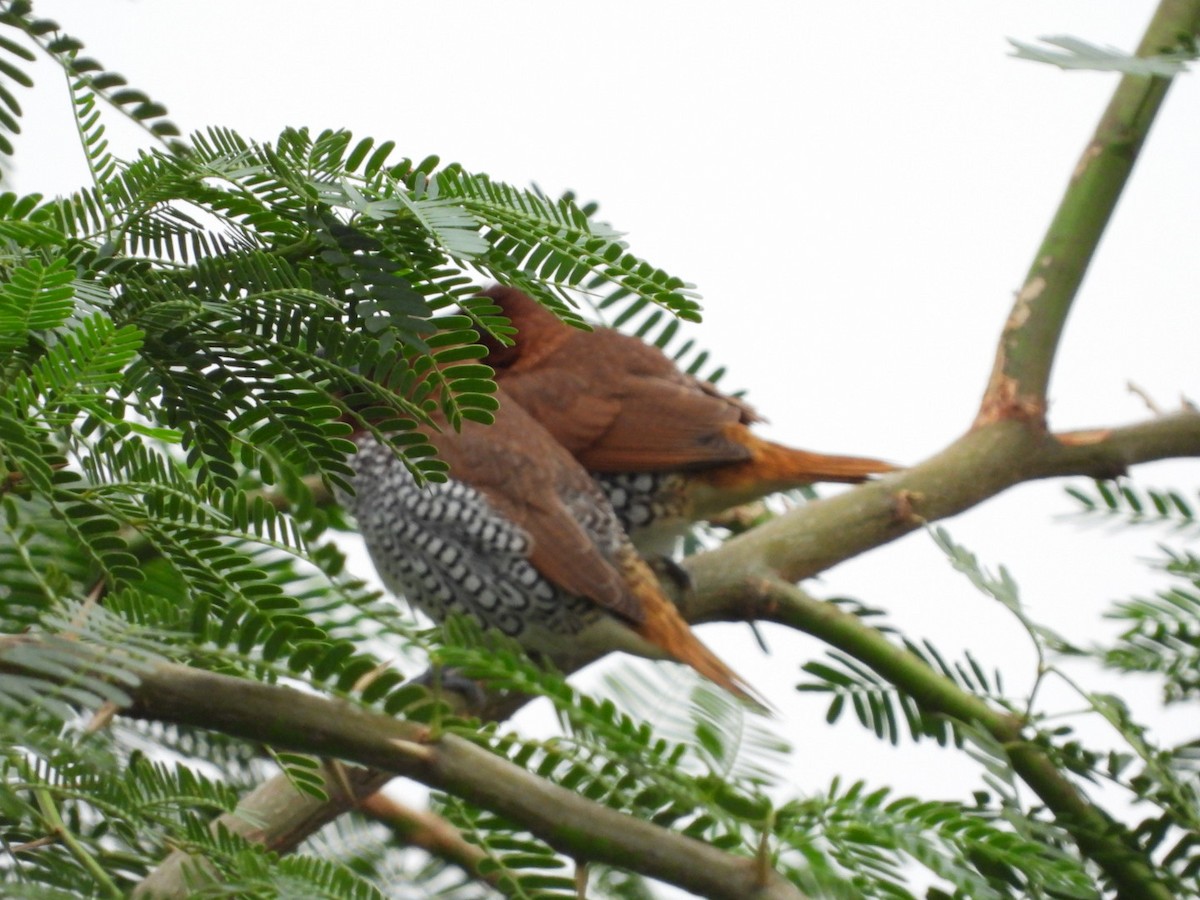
482 287 762 472
497 350 755 471
567 371 752 471
428 403 646 625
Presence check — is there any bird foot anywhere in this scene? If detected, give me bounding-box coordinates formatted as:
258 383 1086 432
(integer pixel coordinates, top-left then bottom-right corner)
646 554 692 604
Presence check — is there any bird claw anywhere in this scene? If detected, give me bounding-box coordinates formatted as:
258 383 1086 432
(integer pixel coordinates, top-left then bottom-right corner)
890 489 926 525
647 554 692 602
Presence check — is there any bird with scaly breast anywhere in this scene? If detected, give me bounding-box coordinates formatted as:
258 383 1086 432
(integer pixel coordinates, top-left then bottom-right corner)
342 386 763 706
478 286 897 552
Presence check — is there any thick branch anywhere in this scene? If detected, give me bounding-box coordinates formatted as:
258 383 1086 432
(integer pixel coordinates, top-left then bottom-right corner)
137 774 508 898
676 413 1200 898
977 0 1200 425
686 410 1200 617
1047 411 1200 476
2 647 801 900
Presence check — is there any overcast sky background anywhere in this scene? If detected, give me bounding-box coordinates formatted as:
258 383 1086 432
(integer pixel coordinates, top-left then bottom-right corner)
8 1 1200 890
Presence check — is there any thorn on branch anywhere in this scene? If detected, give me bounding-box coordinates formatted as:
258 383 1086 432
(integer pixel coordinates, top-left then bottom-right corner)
573 859 588 899
1055 429 1113 447
754 823 775 889
889 489 926 525
388 737 435 762
1050 426 1128 479
324 760 364 809
10 835 59 853
351 658 394 694
1127 381 1164 416
84 701 119 735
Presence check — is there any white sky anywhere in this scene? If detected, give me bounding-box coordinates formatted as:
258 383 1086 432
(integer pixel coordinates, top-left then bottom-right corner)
8 1 1200 891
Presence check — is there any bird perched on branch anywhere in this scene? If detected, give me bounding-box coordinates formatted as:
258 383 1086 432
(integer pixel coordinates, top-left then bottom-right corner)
342 389 762 706
478 286 896 550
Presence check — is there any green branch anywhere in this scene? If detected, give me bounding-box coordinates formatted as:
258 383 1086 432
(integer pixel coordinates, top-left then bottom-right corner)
33 786 123 898
686 409 1200 604
0 644 804 900
679 412 1200 897
746 578 1170 900
977 0 1200 426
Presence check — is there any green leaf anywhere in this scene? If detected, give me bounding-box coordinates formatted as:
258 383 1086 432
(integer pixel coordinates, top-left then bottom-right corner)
0 257 76 348
1008 35 1195 76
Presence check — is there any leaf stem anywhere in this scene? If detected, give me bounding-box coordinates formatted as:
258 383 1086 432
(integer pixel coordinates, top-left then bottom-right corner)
33 786 123 898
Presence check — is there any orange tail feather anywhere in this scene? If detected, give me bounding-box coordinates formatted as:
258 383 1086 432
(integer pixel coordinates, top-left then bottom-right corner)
750 439 897 484
703 426 896 489
625 556 770 711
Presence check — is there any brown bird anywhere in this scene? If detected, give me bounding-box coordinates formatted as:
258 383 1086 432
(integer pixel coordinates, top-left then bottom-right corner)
479 286 896 550
342 388 762 706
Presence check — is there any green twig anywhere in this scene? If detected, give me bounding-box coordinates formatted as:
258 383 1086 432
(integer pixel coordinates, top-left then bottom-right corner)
977 0 1200 427
749 577 1172 900
33 786 123 898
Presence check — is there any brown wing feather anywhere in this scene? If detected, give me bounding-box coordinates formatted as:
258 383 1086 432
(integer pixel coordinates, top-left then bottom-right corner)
483 287 758 471
424 392 645 624
480 367 624 459
565 377 750 470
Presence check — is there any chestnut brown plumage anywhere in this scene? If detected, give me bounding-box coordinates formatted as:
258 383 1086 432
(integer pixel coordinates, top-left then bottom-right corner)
480 286 896 549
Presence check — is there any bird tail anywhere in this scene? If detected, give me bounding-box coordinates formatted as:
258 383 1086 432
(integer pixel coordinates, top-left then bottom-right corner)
751 436 897 484
624 557 771 712
691 426 896 512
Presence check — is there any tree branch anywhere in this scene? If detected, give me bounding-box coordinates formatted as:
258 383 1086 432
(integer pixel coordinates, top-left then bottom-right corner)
671 3 1200 892
135 767 499 899
684 409 1200 619
673 417 1200 900
976 0 1200 426
133 407 1200 897
132 764 393 898
1048 410 1200 477
741 577 1170 899
357 791 500 887
0 644 802 900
